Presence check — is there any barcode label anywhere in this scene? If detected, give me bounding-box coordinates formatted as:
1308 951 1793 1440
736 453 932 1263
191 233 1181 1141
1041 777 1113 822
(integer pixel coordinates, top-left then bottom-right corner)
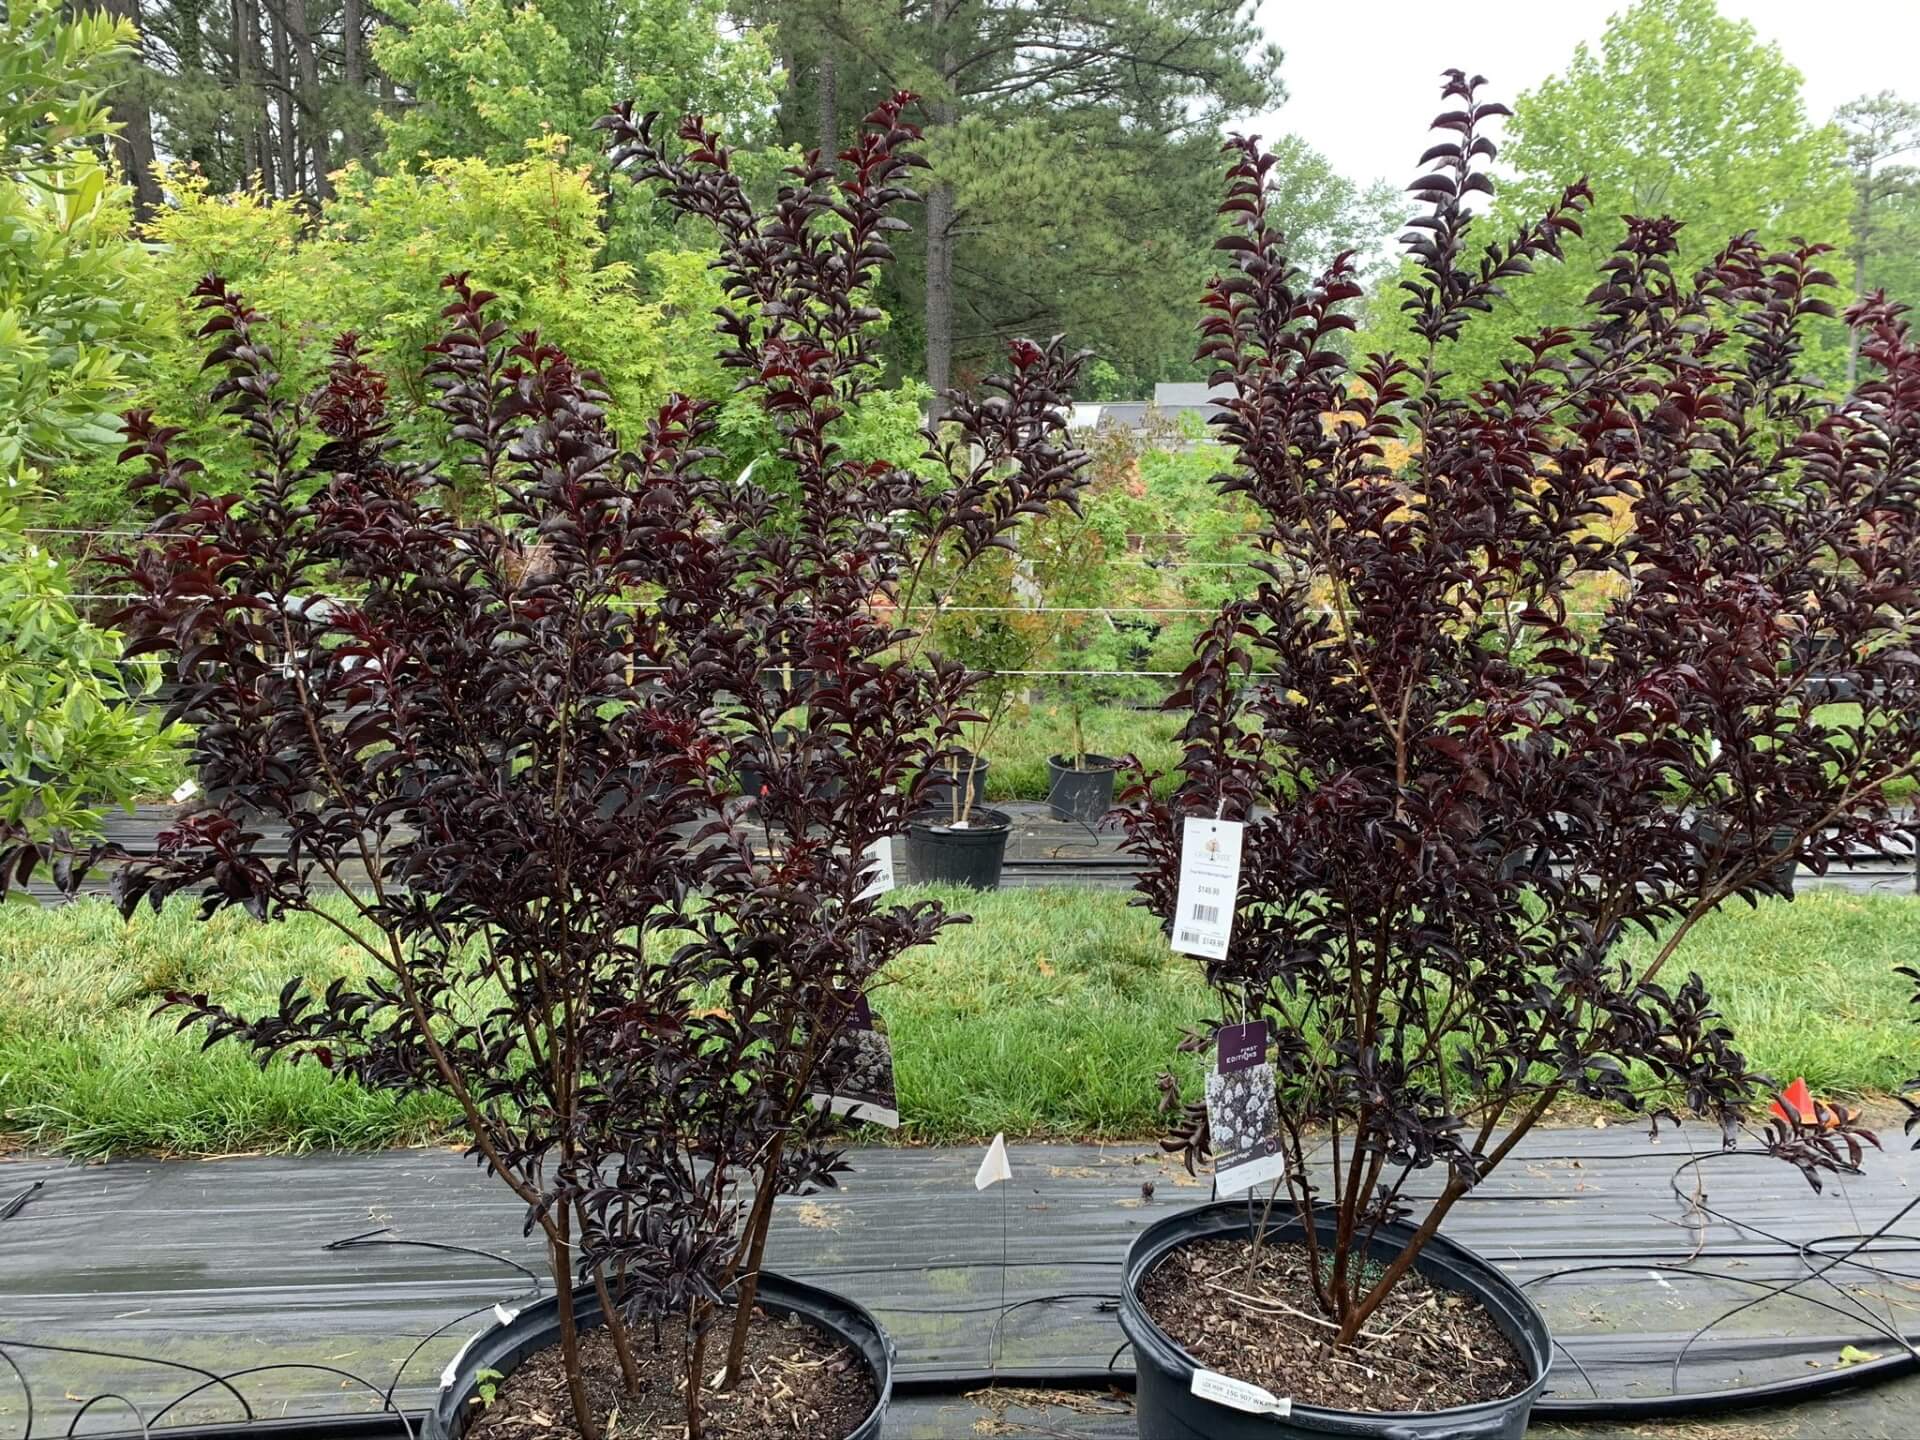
1171 818 1244 960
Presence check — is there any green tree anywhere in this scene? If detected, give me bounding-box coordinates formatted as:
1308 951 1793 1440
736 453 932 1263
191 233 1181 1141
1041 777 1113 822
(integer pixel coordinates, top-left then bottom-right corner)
94 1 384 210
1 485 183 849
756 0 1283 400
52 143 673 519
1364 0 1851 388
372 0 781 260
1836 90 1920 387
1 5 181 846
1 2 156 479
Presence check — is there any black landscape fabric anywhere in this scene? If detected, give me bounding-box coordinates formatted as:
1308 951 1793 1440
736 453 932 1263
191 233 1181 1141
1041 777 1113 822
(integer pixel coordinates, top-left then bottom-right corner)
4 1132 1919 1436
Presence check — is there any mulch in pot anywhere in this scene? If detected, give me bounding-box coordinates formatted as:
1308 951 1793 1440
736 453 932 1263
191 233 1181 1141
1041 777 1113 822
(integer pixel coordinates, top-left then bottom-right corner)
466 1303 877 1440
1137 1237 1526 1414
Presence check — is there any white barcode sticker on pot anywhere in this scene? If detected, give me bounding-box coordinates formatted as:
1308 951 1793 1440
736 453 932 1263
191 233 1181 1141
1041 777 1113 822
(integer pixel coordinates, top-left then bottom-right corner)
1190 1368 1291 1418
856 837 895 901
1172 817 1243 959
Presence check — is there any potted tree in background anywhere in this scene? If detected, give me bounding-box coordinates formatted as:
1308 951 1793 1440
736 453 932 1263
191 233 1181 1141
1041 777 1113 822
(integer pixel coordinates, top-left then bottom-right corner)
1117 72 1919 1440
1025 489 1141 824
909 548 1035 886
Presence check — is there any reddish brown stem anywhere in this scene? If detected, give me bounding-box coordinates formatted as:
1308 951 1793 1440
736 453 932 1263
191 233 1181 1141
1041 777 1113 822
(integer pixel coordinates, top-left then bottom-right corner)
721 1131 788 1386
550 1225 600 1440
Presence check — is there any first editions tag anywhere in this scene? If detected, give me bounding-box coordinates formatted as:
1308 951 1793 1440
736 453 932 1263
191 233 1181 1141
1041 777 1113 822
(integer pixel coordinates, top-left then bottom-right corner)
808 992 899 1129
1172 817 1243 960
1205 1020 1287 1197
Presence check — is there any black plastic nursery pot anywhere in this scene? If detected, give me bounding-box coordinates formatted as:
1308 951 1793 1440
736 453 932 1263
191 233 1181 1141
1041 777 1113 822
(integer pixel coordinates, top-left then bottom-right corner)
427 1272 894 1440
1120 1202 1551 1440
904 806 1011 889
1693 818 1799 896
1045 754 1122 823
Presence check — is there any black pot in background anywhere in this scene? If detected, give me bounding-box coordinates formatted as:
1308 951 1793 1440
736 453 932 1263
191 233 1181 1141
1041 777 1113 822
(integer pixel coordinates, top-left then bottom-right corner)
1797 634 1859 704
1693 817 1798 896
595 765 677 819
1120 1202 1551 1440
1045 753 1122 824
905 806 1012 889
920 751 990 811
427 1273 894 1440
734 759 843 808
760 664 815 710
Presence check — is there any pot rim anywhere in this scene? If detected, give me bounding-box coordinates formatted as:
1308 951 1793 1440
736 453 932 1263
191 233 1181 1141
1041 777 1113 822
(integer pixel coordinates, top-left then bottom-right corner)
1120 1200 1552 1427
905 805 1013 835
432 1270 894 1440
1045 753 1125 773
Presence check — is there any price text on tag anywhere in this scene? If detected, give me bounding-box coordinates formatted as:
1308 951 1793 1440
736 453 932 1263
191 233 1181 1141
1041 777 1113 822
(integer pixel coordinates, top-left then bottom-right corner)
855 837 895 901
1172 817 1243 960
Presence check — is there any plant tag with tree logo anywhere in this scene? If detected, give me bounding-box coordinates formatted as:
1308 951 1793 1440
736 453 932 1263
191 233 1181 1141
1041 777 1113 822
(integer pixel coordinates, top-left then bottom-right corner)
809 991 899 1128
1190 1368 1292 1418
1205 1020 1286 1196
1172 817 1242 959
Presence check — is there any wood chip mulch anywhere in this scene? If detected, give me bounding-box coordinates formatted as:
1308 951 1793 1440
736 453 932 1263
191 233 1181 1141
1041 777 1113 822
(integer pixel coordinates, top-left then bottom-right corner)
1138 1237 1528 1414
464 1304 877 1440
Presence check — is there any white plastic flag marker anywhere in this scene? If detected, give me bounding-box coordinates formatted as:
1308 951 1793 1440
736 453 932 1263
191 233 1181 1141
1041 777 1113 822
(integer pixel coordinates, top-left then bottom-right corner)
975 1132 1012 1190
170 779 199 804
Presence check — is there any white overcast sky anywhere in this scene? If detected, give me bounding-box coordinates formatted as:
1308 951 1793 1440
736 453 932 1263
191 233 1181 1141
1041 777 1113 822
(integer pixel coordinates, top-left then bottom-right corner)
1250 0 1920 189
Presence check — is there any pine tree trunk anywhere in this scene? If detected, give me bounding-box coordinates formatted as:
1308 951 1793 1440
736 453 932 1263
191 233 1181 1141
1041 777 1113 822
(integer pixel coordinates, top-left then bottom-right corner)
1848 175 1870 394
341 0 366 161
924 0 957 415
343 0 364 88
926 176 954 406
817 50 838 161
233 0 267 190
100 0 163 219
269 1 299 196
280 0 332 199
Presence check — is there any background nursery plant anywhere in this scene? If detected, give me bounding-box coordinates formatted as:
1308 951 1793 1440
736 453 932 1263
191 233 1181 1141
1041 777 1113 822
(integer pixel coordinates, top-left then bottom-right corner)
4 94 1086 1440
1123 68 1920 1412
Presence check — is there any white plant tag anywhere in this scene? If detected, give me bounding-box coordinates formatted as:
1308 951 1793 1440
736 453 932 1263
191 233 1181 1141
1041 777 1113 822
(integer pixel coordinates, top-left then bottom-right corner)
855 837 895 901
492 1303 520 1326
171 779 199 804
1190 1368 1291 1418
1172 817 1243 959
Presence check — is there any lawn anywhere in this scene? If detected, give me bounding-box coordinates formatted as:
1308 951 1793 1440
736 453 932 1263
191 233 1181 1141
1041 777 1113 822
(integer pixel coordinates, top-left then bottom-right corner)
0 888 1914 1158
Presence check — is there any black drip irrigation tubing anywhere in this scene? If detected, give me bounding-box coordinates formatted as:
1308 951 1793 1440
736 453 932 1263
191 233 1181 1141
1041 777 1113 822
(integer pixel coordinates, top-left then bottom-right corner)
31 1168 1920 1437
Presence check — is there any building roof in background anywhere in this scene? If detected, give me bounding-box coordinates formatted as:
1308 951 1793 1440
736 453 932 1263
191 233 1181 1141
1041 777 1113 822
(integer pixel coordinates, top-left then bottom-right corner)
1070 384 1229 437
1150 382 1232 409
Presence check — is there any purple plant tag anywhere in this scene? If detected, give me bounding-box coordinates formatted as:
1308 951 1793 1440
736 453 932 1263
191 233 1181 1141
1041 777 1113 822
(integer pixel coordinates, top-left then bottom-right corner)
1216 1021 1269 1074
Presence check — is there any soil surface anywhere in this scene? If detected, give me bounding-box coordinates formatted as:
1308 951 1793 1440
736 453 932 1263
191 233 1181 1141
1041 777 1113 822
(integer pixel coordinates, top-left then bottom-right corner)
1138 1237 1528 1414
464 1304 877 1440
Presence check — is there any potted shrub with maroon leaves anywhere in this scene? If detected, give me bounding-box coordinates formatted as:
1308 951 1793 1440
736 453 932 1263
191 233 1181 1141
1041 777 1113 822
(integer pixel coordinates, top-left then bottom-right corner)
18 94 1083 1440
1116 72 1920 1440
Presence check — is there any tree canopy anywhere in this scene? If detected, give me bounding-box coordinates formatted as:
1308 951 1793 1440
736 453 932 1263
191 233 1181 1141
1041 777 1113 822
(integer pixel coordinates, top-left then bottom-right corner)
1363 0 1852 388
